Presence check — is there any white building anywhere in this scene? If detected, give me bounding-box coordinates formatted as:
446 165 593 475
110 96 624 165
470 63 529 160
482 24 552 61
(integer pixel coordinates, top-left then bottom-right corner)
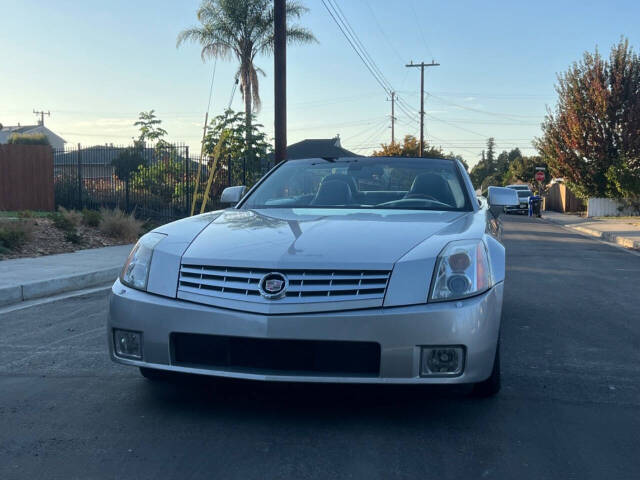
0 123 66 149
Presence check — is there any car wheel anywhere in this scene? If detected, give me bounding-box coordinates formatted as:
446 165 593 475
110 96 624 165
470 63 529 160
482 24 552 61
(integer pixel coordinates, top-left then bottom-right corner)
471 340 501 397
139 367 168 381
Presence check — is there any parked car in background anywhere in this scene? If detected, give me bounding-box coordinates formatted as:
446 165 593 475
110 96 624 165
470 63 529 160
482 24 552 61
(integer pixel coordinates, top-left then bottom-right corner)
108 156 518 396
505 185 533 214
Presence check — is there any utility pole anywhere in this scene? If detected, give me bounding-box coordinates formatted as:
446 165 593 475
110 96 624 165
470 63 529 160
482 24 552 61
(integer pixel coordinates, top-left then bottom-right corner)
33 109 50 126
405 61 439 156
388 91 396 144
274 0 287 163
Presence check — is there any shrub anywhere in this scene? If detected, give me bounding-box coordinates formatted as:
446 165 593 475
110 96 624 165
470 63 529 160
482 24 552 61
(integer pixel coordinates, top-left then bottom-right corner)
99 209 142 242
58 207 82 227
82 208 102 227
49 211 74 232
0 220 33 251
7 133 50 145
64 230 82 244
18 210 35 219
49 207 81 232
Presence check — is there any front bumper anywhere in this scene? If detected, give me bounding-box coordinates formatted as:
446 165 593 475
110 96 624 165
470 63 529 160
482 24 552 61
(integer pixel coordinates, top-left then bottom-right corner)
108 280 503 384
506 204 529 213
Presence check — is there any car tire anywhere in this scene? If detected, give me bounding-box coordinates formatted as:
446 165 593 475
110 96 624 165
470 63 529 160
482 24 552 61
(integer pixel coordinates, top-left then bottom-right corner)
471 340 501 397
139 367 167 381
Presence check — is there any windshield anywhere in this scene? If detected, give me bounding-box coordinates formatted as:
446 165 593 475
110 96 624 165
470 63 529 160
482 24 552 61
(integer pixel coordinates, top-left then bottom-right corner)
241 157 472 212
517 190 533 198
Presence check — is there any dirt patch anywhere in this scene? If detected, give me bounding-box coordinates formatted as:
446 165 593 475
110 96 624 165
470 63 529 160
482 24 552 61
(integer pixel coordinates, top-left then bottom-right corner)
0 218 129 260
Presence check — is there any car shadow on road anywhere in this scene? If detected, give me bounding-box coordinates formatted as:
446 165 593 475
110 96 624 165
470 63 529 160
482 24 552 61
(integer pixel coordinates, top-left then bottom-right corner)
132 373 501 426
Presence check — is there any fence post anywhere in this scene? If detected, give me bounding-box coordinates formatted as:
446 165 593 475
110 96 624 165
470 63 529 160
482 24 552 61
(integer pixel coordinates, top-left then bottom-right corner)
228 155 232 187
77 143 83 210
185 146 190 216
125 179 130 213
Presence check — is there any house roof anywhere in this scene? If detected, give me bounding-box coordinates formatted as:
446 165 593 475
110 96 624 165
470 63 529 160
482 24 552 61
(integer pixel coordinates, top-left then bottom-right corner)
53 145 199 166
54 146 126 165
268 137 360 161
3 125 39 134
0 124 66 145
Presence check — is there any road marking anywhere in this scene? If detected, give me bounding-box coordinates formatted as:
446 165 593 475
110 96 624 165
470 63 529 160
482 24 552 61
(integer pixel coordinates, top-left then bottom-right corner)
0 326 104 368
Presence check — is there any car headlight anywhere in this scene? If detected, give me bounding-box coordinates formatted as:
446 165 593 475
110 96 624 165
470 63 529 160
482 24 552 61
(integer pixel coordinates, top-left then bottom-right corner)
429 239 492 302
120 232 166 291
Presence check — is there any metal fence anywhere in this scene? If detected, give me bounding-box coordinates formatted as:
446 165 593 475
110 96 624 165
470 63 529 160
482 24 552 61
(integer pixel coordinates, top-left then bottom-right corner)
53 144 274 221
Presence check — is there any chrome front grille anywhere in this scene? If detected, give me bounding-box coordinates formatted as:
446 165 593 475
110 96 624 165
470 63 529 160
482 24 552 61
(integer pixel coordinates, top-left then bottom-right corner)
178 265 391 304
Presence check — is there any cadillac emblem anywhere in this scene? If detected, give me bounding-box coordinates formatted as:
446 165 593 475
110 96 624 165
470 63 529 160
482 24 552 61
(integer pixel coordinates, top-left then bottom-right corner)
258 272 288 299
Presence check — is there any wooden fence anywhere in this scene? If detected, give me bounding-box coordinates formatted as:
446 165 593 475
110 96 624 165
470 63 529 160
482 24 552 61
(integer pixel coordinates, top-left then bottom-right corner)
0 144 54 211
544 182 584 213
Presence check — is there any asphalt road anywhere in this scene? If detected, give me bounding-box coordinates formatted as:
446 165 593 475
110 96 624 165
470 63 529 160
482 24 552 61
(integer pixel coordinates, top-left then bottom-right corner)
1 215 639 479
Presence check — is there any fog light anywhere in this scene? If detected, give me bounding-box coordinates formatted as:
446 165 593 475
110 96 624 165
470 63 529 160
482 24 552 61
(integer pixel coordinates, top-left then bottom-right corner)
420 346 464 376
114 329 142 359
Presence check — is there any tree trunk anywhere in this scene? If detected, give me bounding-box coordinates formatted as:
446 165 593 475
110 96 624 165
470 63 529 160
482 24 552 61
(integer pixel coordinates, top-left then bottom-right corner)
243 67 252 164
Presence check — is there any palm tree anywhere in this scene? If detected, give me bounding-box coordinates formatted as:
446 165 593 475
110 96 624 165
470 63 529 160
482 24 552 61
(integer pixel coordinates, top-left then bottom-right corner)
177 0 316 149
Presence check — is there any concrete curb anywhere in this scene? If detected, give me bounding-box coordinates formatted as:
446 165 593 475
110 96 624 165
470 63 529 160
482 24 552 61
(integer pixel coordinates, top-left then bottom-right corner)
571 225 640 250
542 214 640 251
0 267 120 307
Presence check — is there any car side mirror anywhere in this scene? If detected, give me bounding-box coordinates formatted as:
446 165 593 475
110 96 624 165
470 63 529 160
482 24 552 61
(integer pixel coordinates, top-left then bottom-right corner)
487 186 519 216
220 185 246 206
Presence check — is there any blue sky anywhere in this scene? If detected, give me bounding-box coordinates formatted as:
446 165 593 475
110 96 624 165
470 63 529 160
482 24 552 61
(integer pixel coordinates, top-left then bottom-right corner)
1 0 639 166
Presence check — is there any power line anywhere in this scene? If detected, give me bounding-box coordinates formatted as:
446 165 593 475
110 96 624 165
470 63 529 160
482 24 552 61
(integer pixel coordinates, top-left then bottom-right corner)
342 118 390 142
426 113 488 138
362 1 405 64
227 75 239 110
409 0 434 59
331 0 395 93
206 58 218 113
428 93 543 119
320 0 391 95
348 122 391 150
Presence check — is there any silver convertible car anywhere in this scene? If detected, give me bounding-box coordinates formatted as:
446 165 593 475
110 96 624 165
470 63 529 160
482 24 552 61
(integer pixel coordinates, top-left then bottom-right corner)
108 156 518 396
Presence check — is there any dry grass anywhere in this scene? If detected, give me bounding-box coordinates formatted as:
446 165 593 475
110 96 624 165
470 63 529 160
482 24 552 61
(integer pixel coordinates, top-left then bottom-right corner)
57 206 83 227
82 209 102 227
0 219 34 253
99 209 142 242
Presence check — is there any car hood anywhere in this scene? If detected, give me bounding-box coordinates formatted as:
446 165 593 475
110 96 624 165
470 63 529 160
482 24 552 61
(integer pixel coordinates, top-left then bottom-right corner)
181 208 469 270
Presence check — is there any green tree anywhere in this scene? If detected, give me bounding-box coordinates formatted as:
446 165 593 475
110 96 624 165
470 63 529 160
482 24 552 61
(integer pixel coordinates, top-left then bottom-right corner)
470 144 526 190
535 38 640 198
112 147 148 210
112 148 146 181
134 110 168 144
372 135 468 169
469 150 488 188
485 137 496 173
177 0 316 150
203 108 273 186
502 155 544 186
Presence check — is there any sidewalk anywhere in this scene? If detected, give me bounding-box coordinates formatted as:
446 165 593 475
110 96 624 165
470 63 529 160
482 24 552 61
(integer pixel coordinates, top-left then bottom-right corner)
543 211 640 250
0 244 132 307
